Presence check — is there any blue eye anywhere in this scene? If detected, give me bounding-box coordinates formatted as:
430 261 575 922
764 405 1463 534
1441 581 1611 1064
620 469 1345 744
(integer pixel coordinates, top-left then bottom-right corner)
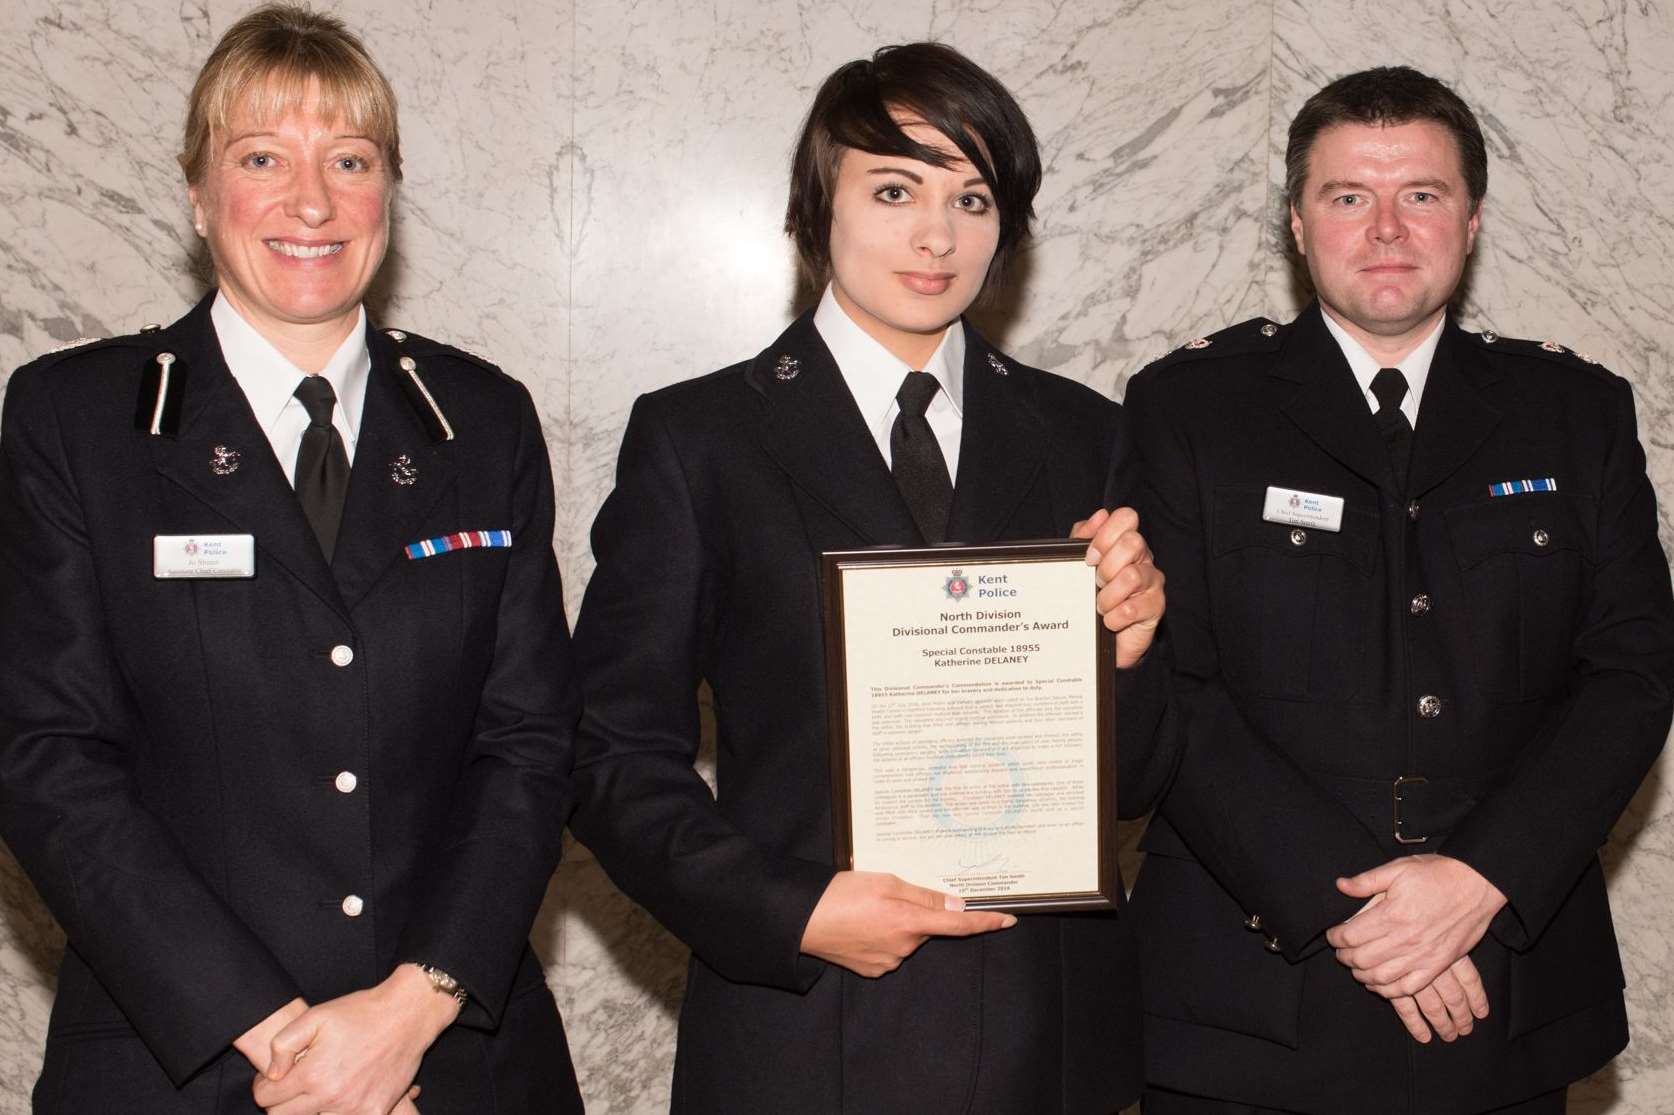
243 152 276 170
336 155 369 173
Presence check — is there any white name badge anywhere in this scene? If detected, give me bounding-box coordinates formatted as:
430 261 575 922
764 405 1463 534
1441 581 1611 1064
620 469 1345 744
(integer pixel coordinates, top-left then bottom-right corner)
153 534 256 579
1262 487 1345 532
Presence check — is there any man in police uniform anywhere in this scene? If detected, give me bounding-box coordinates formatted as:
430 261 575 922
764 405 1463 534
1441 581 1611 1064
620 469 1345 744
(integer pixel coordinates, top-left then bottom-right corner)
1125 67 1674 1114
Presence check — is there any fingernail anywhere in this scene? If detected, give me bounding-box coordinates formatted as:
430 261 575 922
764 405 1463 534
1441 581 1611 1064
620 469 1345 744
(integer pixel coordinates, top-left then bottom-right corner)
1000 914 1018 928
944 895 965 912
1084 546 1099 565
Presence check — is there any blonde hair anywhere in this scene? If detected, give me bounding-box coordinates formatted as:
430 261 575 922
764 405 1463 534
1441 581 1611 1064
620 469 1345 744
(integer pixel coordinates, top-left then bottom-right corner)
179 4 402 184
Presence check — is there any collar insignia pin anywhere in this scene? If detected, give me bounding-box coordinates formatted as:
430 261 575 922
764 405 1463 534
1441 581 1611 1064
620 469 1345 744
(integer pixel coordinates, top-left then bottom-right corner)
390 453 419 486
209 445 240 476
774 355 800 381
1185 337 1212 350
986 353 1009 376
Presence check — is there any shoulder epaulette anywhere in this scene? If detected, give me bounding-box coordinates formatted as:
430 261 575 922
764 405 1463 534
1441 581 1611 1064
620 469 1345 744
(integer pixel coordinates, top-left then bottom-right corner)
1463 328 1611 374
1140 316 1288 374
19 332 151 373
379 327 501 375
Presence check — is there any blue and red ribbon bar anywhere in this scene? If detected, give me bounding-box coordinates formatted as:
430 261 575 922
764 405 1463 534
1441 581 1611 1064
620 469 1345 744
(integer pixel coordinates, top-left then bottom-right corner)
1488 478 1557 497
405 530 513 560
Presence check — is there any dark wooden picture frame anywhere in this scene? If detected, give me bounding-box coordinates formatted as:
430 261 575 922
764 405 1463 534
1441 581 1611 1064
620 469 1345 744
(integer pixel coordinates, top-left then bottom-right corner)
820 539 1118 913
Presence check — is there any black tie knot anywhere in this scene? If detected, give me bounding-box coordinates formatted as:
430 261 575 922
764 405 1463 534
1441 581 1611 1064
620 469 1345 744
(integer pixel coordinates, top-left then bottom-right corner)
896 371 940 418
294 375 338 428
1370 367 1408 416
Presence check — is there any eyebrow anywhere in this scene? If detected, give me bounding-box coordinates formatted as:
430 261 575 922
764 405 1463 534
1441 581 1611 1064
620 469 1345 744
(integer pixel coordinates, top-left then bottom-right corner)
223 130 378 144
1316 177 1455 195
866 166 989 189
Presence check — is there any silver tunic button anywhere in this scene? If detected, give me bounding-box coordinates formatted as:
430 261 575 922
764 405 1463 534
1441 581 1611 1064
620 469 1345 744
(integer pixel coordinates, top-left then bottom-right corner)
1417 695 1442 719
1533 529 1550 547
330 644 354 667
1407 500 1421 521
1289 528 1308 547
341 894 364 917
334 770 358 794
1410 593 1431 616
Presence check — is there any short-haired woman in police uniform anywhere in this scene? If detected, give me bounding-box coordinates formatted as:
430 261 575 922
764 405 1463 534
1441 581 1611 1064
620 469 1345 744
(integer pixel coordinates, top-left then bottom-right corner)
0 6 581 1112
569 42 1170 1115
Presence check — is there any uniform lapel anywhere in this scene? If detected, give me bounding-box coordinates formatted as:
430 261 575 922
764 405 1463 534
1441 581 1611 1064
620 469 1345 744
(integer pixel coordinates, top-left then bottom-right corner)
329 328 458 610
1406 320 1503 497
147 296 347 618
944 323 1047 544
1276 304 1404 497
753 313 923 545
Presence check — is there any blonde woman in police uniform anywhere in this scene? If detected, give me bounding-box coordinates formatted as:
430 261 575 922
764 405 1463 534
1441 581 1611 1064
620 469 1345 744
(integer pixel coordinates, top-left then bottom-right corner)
0 7 581 1113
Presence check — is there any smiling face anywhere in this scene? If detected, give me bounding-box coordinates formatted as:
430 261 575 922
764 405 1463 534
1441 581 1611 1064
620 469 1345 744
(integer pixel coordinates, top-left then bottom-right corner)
188 80 390 350
826 119 1000 368
1290 119 1480 360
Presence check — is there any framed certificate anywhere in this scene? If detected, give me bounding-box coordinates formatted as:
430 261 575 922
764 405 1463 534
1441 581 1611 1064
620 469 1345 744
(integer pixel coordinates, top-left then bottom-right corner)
821 539 1117 913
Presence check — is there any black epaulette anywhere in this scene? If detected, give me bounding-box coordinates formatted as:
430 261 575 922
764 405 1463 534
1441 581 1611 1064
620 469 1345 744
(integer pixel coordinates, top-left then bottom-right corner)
1462 328 1613 376
1139 316 1289 375
17 333 150 375
378 326 502 375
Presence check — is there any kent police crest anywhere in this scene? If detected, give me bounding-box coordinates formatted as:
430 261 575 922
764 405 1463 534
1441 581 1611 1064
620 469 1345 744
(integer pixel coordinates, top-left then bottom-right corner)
944 569 970 601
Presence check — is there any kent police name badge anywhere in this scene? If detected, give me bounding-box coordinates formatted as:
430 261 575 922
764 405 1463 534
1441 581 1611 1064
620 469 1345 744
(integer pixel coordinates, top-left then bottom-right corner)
1262 486 1345 532
153 534 256 579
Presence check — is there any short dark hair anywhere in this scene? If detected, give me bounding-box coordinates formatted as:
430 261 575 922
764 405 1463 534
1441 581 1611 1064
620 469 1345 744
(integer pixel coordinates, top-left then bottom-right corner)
785 43 1042 290
1285 66 1486 212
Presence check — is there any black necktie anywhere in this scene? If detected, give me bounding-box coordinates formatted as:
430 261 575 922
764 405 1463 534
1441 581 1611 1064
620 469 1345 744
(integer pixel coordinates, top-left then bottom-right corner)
1370 367 1413 488
294 375 350 562
891 371 953 544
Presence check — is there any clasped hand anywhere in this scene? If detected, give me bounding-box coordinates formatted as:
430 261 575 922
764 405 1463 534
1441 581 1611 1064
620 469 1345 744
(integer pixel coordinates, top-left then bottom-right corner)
239 964 458 1114
1326 854 1507 1044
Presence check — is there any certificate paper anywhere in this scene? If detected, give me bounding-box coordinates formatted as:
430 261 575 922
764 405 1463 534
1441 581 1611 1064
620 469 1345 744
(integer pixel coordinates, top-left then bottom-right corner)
821 540 1116 912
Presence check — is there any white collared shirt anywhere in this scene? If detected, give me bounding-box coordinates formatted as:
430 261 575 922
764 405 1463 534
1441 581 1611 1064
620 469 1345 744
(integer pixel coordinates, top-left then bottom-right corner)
813 284 965 476
211 292 371 486
1320 310 1445 431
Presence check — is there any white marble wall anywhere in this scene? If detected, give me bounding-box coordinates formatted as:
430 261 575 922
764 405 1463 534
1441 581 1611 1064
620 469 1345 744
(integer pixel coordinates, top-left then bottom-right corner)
2 0 1670 1111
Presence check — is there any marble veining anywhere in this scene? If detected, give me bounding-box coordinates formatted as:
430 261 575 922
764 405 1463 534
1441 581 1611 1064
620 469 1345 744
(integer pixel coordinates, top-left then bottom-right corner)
2 0 1671 1111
